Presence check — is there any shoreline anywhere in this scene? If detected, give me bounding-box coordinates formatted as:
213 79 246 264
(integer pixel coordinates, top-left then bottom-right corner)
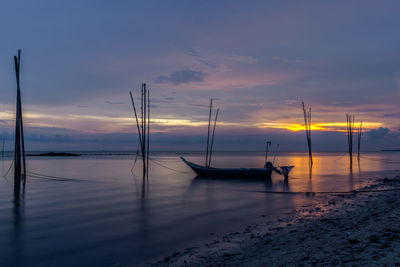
154 175 400 266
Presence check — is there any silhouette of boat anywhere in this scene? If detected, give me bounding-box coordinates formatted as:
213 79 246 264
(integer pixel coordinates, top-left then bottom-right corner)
180 156 293 178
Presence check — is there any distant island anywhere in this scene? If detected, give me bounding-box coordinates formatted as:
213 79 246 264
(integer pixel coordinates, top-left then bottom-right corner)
381 150 400 152
27 152 81 157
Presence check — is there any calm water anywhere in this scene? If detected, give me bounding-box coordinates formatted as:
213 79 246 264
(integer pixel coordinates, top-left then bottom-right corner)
0 151 399 266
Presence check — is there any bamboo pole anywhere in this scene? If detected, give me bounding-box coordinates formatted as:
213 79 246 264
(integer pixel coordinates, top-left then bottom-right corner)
205 98 213 167
346 114 355 165
357 120 362 161
141 84 144 165
272 144 280 165
146 89 150 175
208 108 219 168
18 51 26 184
265 141 271 162
13 49 26 199
14 54 22 193
2 138 4 163
302 102 313 167
130 84 150 175
129 91 143 149
142 84 147 175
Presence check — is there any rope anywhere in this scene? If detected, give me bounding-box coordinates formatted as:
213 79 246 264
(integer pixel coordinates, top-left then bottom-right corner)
149 159 191 173
3 159 14 178
236 187 400 195
331 151 348 162
26 171 89 182
131 139 141 173
360 154 400 163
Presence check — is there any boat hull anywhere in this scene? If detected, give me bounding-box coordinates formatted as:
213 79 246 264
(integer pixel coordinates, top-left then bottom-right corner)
180 157 273 178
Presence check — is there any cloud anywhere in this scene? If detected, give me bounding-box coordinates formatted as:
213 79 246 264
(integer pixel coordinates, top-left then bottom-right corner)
228 55 258 64
271 56 305 64
105 101 124 105
367 127 390 139
187 48 218 69
155 70 207 85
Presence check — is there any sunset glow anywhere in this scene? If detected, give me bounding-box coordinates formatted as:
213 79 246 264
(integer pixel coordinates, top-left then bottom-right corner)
0 1 398 151
256 122 384 132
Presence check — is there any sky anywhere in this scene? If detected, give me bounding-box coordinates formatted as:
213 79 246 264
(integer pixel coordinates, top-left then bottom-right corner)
0 0 399 151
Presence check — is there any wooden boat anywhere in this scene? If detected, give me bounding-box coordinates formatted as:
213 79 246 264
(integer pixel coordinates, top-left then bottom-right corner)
180 156 291 178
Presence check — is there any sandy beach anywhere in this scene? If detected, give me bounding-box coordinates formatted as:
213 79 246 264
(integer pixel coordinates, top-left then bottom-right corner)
155 175 400 266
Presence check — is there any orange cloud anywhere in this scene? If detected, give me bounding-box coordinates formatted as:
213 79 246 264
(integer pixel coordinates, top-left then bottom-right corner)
256 122 383 132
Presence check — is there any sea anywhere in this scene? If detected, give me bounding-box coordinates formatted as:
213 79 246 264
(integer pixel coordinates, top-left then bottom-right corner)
0 151 399 266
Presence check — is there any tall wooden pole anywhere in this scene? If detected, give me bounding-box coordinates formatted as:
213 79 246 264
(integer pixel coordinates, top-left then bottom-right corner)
205 98 213 167
142 84 146 175
146 84 150 175
357 120 362 161
130 91 143 149
346 114 355 166
208 108 219 168
302 102 313 167
265 141 271 162
14 54 22 197
13 49 26 201
130 84 150 175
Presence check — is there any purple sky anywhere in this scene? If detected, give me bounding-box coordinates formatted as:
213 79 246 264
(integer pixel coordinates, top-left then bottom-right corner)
0 1 399 151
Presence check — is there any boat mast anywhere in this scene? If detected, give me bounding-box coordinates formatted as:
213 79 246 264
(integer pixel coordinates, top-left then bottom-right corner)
265 140 271 162
272 144 279 165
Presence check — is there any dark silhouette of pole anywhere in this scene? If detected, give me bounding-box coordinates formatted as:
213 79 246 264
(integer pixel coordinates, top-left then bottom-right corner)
146 88 150 175
130 91 143 149
13 49 26 202
130 84 150 175
208 108 219 167
205 98 213 167
142 84 146 175
302 102 313 167
346 114 355 166
357 120 362 162
272 144 280 165
265 140 271 162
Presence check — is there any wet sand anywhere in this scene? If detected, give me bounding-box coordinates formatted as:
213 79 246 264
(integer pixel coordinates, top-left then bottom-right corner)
155 175 400 266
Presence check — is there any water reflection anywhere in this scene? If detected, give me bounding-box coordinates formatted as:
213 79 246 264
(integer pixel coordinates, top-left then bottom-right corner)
0 152 398 266
283 177 290 192
10 188 24 267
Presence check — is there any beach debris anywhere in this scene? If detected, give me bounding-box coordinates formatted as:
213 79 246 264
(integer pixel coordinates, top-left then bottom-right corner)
348 238 359 244
369 235 380 243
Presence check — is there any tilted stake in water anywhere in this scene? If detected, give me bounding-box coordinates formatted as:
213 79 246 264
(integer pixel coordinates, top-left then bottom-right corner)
357 120 362 162
265 140 272 162
130 83 150 175
346 114 355 166
205 99 213 167
13 49 27 203
204 99 219 168
302 102 313 167
208 108 219 168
